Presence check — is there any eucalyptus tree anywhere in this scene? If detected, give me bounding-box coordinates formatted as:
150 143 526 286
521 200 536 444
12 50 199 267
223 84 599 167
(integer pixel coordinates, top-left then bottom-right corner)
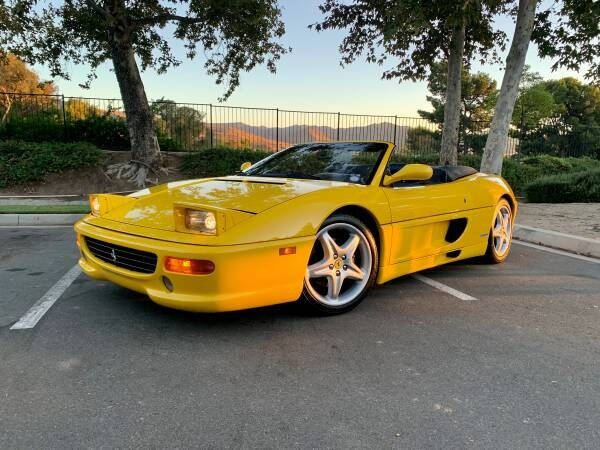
313 0 509 165
1 0 288 185
418 62 498 154
481 0 600 173
481 0 537 173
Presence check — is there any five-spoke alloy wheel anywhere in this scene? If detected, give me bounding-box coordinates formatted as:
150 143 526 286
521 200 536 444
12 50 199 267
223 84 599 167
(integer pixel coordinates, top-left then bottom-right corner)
302 214 378 314
485 198 514 263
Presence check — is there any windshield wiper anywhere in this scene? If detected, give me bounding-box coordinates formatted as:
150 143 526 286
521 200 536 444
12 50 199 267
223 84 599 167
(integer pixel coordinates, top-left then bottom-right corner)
252 171 323 180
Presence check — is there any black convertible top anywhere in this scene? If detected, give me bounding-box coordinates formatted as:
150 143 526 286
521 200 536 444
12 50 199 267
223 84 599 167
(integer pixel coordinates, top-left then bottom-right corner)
387 164 478 184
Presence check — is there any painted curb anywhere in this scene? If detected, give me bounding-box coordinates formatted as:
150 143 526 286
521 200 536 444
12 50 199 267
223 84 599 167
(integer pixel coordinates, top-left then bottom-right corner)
514 224 600 259
0 214 84 226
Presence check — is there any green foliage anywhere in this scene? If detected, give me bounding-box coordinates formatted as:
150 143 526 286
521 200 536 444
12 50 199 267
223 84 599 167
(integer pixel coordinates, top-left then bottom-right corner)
0 140 102 188
418 63 497 130
0 114 130 150
403 126 440 156
501 155 600 195
313 1 508 82
512 77 600 158
3 0 288 101
152 99 207 150
534 0 600 83
524 169 600 203
180 147 271 178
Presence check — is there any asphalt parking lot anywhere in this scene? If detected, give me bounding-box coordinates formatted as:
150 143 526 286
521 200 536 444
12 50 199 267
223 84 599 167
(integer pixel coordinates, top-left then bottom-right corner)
1 226 600 448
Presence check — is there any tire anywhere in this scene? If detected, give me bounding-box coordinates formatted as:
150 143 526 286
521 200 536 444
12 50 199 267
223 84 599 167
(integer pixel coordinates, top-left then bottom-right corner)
484 198 514 264
301 214 379 315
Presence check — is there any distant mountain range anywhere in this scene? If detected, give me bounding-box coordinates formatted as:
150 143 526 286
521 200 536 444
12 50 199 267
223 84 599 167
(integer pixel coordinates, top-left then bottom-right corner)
210 122 414 151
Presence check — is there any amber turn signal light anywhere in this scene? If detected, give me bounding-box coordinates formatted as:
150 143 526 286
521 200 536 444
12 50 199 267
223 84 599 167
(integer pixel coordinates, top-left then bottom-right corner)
279 246 296 256
164 257 215 275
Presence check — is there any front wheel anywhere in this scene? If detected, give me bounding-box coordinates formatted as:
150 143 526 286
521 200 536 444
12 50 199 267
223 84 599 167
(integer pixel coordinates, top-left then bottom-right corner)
484 199 514 264
301 214 379 315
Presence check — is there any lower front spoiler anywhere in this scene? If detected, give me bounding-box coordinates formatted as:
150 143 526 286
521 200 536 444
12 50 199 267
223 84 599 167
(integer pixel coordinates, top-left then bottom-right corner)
75 220 314 313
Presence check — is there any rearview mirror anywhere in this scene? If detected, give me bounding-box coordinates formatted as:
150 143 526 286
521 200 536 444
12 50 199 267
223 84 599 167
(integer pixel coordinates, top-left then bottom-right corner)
240 161 252 172
383 164 433 186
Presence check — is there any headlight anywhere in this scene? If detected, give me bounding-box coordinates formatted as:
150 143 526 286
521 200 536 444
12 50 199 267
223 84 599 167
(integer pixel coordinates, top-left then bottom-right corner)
185 209 217 235
89 195 101 216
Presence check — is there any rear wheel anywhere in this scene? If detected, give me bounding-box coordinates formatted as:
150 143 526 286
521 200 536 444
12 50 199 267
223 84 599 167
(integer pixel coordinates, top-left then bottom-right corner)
484 199 513 264
301 214 378 314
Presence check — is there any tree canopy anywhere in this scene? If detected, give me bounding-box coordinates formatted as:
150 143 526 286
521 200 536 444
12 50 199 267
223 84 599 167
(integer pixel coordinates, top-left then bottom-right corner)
419 63 498 128
3 0 288 100
1 0 289 185
534 0 600 83
312 0 508 82
513 77 600 157
0 54 56 123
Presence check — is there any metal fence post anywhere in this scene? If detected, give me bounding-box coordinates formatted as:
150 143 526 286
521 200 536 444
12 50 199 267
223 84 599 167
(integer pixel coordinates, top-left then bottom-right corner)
276 108 279 151
209 104 213 149
61 94 67 141
337 112 340 141
393 115 397 147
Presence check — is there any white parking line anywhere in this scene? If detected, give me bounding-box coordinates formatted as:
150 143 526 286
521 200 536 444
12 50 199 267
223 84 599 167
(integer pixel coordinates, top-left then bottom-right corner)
513 240 600 264
412 273 478 301
10 264 81 330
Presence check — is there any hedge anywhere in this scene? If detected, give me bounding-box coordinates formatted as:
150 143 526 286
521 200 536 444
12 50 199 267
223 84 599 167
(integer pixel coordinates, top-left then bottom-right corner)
0 140 102 188
524 169 600 203
0 115 180 151
181 147 271 178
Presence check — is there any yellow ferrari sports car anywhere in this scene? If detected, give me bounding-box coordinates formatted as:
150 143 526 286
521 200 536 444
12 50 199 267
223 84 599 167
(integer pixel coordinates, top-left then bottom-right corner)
74 141 516 314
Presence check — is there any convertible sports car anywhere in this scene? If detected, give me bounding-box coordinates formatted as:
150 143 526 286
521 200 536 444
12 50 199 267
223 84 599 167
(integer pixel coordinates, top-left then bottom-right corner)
74 141 516 314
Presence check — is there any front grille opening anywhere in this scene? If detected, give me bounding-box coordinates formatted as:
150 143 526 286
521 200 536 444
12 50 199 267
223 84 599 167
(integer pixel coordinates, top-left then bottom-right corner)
84 236 157 274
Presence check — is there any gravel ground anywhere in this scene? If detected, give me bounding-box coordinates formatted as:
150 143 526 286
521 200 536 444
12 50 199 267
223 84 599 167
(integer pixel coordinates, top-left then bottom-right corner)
517 203 600 240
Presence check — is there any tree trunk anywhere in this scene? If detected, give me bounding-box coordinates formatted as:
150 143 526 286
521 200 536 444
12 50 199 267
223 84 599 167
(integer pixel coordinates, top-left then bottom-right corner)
109 25 161 183
480 0 537 174
439 19 466 166
1 92 12 124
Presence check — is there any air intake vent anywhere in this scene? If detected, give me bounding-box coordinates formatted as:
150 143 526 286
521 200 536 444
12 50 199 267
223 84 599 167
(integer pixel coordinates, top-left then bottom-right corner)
84 236 157 274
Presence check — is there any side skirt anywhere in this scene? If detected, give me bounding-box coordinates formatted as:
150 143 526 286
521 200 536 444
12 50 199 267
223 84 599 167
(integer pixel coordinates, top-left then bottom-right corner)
376 241 487 285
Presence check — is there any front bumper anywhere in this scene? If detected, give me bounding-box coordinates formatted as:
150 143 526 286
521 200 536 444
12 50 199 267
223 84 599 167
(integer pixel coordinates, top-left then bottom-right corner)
75 220 314 312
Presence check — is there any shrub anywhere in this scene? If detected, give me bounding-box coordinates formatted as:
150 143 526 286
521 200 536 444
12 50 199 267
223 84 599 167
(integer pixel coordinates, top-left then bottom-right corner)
524 169 600 203
0 114 130 150
0 140 102 188
180 146 271 178
501 155 600 195
68 115 129 150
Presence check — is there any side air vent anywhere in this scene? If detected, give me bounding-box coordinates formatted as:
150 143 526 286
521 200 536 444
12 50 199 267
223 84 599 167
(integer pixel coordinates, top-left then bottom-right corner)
445 218 467 243
446 250 461 258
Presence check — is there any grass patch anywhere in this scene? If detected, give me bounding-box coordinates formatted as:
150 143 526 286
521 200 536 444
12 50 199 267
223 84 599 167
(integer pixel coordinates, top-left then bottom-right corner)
0 204 90 214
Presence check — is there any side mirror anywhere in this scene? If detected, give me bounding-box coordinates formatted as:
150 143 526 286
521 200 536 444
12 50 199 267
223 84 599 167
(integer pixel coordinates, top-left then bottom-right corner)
383 164 433 186
240 161 252 172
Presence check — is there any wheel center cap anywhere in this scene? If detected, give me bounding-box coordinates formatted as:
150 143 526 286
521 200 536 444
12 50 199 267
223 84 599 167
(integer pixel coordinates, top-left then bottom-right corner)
333 259 343 270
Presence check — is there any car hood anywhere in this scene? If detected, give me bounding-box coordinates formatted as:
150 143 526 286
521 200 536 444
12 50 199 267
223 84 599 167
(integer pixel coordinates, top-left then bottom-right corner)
96 176 344 231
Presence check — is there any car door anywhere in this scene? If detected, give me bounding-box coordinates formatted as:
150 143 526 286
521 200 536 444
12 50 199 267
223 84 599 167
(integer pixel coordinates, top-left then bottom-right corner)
383 174 473 264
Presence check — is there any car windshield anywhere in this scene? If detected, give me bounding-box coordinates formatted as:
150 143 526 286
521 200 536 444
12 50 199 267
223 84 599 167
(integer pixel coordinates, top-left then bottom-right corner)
242 142 388 185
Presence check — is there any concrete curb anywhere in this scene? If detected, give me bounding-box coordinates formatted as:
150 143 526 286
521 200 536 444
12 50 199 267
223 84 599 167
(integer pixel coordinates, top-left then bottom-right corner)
0 214 84 226
514 224 600 259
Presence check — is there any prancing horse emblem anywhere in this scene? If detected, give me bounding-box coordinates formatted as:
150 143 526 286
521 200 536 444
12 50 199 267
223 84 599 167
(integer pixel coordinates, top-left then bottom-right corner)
110 248 117 263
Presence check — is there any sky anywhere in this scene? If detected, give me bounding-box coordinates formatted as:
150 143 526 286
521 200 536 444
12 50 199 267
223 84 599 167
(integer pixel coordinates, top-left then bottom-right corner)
35 0 583 118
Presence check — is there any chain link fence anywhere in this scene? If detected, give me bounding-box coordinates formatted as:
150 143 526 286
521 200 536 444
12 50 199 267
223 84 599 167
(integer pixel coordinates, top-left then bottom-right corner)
1 92 599 159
